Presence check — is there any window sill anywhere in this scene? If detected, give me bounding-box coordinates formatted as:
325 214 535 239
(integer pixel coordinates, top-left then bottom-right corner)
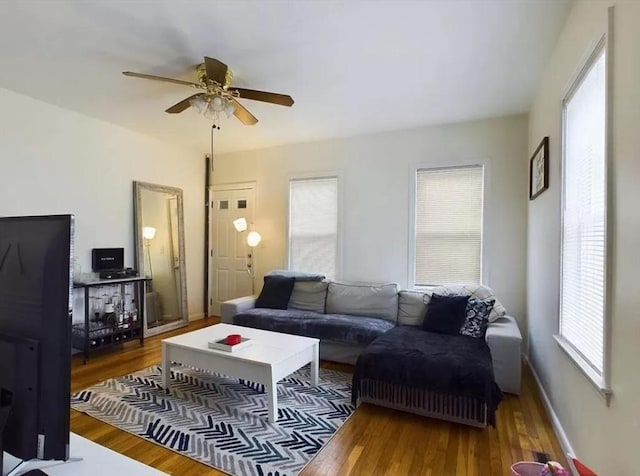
553 335 612 406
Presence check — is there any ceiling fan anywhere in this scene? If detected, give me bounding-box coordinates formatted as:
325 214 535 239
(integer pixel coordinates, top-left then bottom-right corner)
123 56 294 127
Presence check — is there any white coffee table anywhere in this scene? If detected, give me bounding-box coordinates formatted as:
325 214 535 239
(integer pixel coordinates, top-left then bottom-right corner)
161 323 319 422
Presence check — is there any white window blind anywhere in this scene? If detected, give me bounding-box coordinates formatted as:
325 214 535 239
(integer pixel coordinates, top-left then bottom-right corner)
560 46 607 375
289 177 338 279
414 166 483 286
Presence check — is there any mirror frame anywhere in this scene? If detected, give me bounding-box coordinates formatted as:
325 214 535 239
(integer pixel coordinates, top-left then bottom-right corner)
133 181 189 336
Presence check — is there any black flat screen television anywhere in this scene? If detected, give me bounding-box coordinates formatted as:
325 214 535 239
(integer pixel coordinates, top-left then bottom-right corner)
0 215 73 473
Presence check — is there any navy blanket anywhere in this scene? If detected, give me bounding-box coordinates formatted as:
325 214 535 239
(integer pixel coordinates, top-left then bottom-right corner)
352 326 503 426
234 308 395 345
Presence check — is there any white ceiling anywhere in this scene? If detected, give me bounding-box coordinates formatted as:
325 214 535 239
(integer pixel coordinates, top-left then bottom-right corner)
0 0 571 155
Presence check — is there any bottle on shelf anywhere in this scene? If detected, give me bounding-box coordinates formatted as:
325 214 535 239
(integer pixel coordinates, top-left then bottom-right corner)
123 293 133 329
129 300 138 325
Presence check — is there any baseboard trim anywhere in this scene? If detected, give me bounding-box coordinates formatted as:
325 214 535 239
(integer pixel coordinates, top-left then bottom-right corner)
189 313 206 321
524 355 578 473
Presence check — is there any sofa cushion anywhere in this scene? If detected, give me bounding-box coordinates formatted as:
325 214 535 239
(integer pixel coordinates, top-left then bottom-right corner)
326 282 398 323
288 281 329 313
398 291 428 326
255 276 295 310
422 294 470 335
233 308 394 346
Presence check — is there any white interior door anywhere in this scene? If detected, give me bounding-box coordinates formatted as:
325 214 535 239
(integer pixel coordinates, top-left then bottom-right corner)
210 186 255 316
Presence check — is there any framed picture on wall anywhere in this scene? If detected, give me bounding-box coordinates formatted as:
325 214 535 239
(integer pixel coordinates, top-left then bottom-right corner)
529 136 549 200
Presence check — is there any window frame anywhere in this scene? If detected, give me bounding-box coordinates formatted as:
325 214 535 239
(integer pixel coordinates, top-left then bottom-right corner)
408 161 488 290
286 171 343 280
555 26 613 403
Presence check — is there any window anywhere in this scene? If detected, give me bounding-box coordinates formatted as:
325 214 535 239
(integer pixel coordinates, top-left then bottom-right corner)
414 166 484 286
559 42 608 385
289 177 338 279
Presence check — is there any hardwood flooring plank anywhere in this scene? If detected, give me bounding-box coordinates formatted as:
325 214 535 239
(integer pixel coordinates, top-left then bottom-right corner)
416 421 441 475
342 444 364 475
368 413 405 475
487 426 503 475
388 431 416 476
454 427 468 476
350 409 395 475
467 428 480 476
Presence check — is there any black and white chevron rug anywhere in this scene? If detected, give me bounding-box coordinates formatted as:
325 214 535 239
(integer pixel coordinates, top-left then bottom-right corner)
71 364 354 476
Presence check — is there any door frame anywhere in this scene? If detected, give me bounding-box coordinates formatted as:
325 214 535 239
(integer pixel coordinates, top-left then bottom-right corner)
208 181 257 317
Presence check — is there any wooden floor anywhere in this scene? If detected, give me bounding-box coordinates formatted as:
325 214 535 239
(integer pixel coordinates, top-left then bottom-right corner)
71 318 566 475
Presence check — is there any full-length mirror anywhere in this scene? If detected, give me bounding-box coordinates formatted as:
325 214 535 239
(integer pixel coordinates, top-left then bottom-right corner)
134 181 188 336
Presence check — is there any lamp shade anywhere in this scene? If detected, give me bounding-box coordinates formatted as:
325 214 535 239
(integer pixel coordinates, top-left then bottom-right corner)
247 231 262 248
142 226 157 240
233 217 248 232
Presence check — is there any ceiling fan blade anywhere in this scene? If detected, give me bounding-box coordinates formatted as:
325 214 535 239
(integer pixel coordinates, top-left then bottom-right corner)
204 57 228 85
230 88 294 107
122 71 201 88
165 94 204 114
232 99 258 125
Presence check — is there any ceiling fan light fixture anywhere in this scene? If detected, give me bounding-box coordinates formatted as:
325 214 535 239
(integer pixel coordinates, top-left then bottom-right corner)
189 96 207 114
224 100 236 118
203 102 216 120
211 95 225 112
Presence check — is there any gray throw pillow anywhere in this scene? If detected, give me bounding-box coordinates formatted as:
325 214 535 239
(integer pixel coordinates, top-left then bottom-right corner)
288 281 328 313
326 282 399 323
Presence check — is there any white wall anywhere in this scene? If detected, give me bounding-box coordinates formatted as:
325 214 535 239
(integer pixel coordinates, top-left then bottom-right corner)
0 87 205 320
214 115 529 325
527 1 640 474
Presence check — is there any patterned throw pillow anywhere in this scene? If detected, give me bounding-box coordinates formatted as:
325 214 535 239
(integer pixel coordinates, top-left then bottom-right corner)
460 297 495 338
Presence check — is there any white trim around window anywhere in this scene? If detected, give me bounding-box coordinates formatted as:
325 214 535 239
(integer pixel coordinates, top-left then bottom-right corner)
286 170 344 280
408 159 489 290
555 7 614 404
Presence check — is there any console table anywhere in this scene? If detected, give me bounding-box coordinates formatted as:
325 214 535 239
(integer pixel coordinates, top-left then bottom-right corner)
73 277 149 363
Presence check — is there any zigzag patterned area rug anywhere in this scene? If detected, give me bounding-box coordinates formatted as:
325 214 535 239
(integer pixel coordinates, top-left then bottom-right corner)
71 364 354 476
